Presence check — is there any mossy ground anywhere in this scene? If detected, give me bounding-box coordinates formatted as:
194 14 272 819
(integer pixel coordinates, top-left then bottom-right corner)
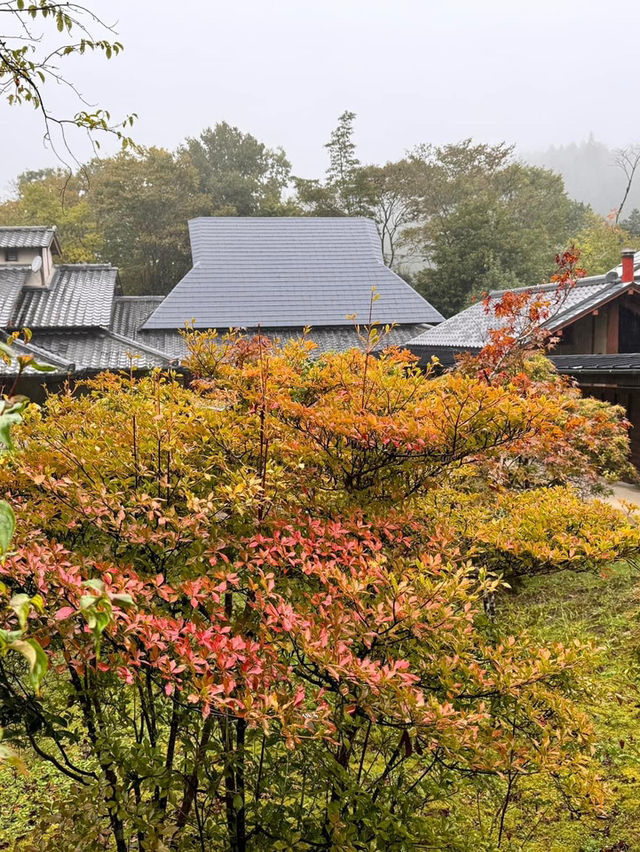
498 562 640 852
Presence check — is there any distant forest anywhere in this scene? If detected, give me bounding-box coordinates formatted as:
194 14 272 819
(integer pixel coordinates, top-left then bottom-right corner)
1 116 639 317
524 135 640 217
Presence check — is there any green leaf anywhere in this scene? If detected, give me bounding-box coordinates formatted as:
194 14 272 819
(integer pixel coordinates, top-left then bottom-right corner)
0 501 15 559
79 594 97 611
9 593 31 630
26 361 57 373
8 639 48 693
111 593 134 607
0 410 22 452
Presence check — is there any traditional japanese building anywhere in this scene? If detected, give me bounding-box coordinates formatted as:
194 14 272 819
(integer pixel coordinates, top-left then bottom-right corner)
1 219 443 394
406 249 640 468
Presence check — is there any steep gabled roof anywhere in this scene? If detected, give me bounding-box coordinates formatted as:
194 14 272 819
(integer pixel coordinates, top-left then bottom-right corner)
142 217 444 330
11 265 118 329
0 226 61 254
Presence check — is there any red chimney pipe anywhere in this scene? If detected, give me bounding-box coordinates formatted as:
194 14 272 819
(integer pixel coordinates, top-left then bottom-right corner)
622 249 636 283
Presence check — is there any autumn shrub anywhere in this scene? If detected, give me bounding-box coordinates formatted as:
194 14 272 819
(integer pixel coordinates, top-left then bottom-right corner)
0 324 636 850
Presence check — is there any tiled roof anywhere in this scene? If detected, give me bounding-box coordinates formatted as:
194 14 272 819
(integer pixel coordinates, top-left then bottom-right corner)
0 226 59 251
550 353 640 372
0 267 29 325
12 265 118 329
407 275 611 350
120 323 433 365
0 333 72 376
142 217 444 330
27 329 172 372
110 296 164 339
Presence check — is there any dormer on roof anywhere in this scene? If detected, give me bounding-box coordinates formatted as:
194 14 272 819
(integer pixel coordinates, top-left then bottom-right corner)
0 226 61 288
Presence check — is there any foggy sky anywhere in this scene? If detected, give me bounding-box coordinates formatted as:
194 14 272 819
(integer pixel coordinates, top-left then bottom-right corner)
1 0 639 195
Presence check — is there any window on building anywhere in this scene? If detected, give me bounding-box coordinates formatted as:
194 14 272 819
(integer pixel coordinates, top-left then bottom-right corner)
619 306 640 353
4 248 18 262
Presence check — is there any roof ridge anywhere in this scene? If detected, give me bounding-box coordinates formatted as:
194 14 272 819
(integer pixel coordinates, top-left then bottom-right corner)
101 328 174 362
114 295 164 302
488 275 608 297
56 262 114 269
0 225 54 230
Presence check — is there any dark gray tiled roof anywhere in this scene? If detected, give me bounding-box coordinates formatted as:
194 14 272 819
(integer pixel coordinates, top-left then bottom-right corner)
550 353 640 372
122 323 433 365
0 333 72 376
0 267 29 325
142 217 444 330
111 296 164 339
407 275 611 350
12 265 118 329
26 329 172 373
408 345 478 369
0 226 58 250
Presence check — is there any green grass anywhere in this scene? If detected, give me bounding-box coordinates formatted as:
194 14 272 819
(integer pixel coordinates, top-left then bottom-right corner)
498 563 640 852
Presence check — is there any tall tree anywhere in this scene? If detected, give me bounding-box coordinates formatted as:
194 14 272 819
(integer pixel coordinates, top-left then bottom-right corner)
89 148 207 294
0 169 101 262
406 141 587 316
295 110 367 217
183 122 292 215
295 112 417 265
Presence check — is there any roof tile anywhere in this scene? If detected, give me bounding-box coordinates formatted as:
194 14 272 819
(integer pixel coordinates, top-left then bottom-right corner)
0 226 57 250
0 267 29 325
142 218 444 329
407 276 611 350
12 265 118 329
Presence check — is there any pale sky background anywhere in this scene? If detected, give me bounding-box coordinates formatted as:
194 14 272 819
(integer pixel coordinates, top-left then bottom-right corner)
1 0 639 195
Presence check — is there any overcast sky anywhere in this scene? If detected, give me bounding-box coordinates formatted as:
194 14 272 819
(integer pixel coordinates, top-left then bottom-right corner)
1 0 639 194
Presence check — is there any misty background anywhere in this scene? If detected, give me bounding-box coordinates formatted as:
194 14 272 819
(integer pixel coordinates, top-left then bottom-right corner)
2 0 640 211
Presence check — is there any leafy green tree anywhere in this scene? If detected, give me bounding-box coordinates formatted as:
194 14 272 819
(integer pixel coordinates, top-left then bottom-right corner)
573 210 629 275
621 207 640 238
407 141 588 315
295 112 418 266
0 169 101 263
89 148 207 294
183 122 293 215
355 160 421 267
295 110 368 218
